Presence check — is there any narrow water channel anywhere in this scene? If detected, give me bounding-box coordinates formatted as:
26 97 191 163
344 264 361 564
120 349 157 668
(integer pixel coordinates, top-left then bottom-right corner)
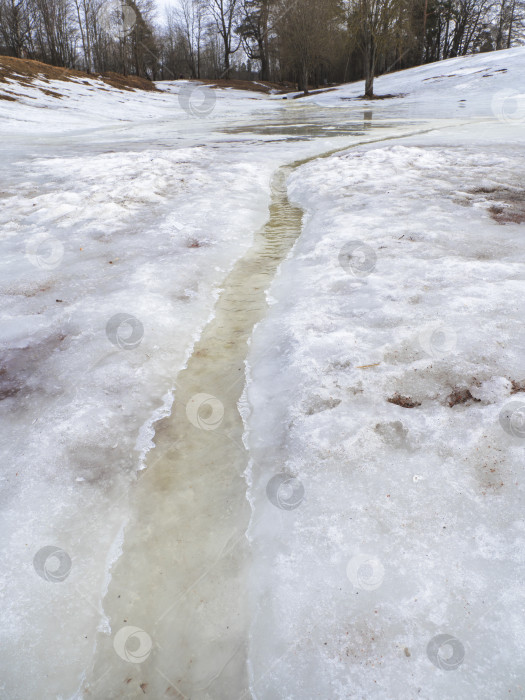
82 118 449 698
83 165 304 699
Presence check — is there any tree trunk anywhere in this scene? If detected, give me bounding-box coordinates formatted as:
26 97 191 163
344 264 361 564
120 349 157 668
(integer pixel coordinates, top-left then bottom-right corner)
260 0 270 80
364 35 375 97
260 53 269 81
496 0 506 49
507 0 516 47
302 61 309 95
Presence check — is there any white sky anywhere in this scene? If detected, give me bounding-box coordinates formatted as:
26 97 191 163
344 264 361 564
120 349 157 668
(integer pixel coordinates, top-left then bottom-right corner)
155 0 178 22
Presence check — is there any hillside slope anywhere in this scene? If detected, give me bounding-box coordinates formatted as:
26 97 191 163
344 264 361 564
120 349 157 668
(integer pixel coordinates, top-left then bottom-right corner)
0 47 524 700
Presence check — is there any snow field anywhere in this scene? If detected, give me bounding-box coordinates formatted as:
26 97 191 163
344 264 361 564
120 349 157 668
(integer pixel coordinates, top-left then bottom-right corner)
1 45 524 698
244 139 525 698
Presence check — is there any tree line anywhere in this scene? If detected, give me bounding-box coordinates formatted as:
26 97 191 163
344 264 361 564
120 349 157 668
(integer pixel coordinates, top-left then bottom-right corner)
0 0 523 95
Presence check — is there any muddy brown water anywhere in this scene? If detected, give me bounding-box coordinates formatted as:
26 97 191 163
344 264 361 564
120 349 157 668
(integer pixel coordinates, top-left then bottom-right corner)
82 121 449 698
83 165 303 699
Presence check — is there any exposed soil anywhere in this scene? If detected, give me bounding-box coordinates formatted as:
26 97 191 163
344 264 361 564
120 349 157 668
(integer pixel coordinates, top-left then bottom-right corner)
387 393 421 408
447 387 481 407
292 88 339 99
468 186 525 224
489 202 525 224
192 77 297 94
511 379 525 394
359 93 407 100
39 88 63 99
341 93 406 101
0 56 158 93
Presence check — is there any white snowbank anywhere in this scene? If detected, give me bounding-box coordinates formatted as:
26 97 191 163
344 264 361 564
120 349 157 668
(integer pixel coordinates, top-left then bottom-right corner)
245 47 525 700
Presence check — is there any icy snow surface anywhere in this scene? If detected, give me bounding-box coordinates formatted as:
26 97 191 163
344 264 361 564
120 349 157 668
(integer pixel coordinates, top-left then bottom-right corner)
0 46 524 699
244 48 525 700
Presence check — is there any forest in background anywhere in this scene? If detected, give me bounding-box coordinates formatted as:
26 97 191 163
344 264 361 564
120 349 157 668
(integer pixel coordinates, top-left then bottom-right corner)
0 0 524 95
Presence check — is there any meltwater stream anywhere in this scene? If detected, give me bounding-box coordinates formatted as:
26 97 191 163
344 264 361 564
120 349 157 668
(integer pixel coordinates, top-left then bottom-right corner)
81 118 449 698
76 106 455 697
83 165 304 699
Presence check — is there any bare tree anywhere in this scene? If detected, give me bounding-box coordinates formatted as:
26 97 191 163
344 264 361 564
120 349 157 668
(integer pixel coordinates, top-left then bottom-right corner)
73 0 95 70
349 0 412 96
1 0 522 89
176 0 205 77
31 0 78 66
208 0 242 77
495 0 525 47
277 0 343 94
0 0 32 56
237 0 273 80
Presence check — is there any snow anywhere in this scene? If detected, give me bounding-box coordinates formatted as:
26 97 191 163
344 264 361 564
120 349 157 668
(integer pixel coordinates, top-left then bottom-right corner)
1 46 524 698
284 45 525 121
0 65 413 699
243 48 525 699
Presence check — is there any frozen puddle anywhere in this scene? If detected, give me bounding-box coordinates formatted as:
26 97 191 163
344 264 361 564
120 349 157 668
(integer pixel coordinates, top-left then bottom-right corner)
82 166 304 699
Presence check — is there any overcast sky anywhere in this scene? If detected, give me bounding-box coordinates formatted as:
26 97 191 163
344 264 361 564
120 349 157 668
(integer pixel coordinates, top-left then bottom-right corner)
155 0 177 21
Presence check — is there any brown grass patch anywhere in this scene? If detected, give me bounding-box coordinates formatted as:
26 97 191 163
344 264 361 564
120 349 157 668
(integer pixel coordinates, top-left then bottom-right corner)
194 77 295 94
359 93 406 100
488 204 525 225
40 88 62 98
387 393 421 408
511 380 525 394
447 388 481 407
292 88 338 99
0 56 158 94
467 186 525 225
0 369 22 400
470 186 499 194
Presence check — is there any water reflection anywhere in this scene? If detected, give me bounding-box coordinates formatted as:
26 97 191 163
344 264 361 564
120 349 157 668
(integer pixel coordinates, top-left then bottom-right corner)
222 106 400 140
